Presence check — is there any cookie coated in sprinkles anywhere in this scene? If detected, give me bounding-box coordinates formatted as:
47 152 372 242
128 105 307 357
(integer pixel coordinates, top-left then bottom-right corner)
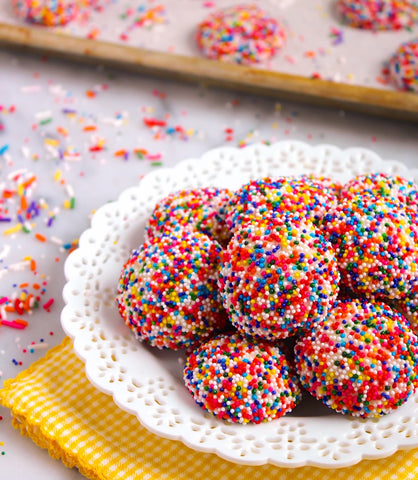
389 39 418 93
294 299 418 417
116 228 226 350
341 172 418 209
322 197 418 300
225 175 341 232
184 332 302 424
218 216 340 340
145 187 233 246
337 0 418 30
196 4 286 64
12 0 78 26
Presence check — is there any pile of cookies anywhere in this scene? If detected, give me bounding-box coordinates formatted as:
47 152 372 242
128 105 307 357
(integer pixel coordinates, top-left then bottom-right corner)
117 173 418 424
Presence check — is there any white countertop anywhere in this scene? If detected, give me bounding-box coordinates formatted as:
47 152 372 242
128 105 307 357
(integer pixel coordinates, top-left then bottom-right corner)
0 46 417 479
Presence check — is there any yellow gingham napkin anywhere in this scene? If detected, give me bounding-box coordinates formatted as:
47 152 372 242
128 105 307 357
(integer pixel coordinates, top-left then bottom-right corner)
0 336 417 480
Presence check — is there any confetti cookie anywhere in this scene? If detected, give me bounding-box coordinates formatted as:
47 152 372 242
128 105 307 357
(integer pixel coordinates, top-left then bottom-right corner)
295 299 418 417
389 39 418 93
196 4 286 65
322 197 418 300
184 332 302 424
218 216 340 340
341 172 418 210
337 0 418 31
117 228 226 350
145 187 233 246
225 175 341 233
12 0 78 26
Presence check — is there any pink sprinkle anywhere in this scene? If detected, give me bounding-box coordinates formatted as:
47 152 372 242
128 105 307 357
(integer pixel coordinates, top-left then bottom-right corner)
146 153 162 161
1 320 26 329
43 298 54 311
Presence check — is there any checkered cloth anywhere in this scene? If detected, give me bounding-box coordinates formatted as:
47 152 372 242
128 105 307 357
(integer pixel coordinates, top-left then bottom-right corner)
0 336 417 480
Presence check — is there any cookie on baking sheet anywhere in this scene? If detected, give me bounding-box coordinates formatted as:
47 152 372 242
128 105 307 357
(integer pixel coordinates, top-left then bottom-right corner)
337 0 418 30
196 4 286 64
12 0 78 26
389 39 418 92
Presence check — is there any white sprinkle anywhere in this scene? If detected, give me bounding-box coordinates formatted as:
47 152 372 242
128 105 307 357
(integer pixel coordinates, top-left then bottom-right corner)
9 260 30 272
22 85 42 93
21 146 31 159
35 110 52 121
28 343 49 350
0 245 11 260
65 184 75 198
50 236 64 245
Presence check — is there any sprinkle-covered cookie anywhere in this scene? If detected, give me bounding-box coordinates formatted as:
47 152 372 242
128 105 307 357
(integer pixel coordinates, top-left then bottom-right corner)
196 4 286 65
145 187 233 246
295 299 418 417
218 216 340 340
184 332 302 423
117 228 226 350
337 0 418 30
322 197 418 300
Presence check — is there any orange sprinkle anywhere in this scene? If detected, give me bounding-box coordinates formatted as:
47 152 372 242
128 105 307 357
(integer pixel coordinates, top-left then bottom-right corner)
14 319 29 326
30 259 37 271
3 189 15 198
83 125 97 131
23 293 33 311
35 233 47 242
114 149 127 157
23 176 37 189
33 283 40 290
19 282 29 288
20 196 28 211
4 306 15 312
86 90 96 98
57 126 68 137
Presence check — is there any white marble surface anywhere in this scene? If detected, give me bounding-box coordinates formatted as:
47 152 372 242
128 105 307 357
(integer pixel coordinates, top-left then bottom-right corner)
0 47 418 479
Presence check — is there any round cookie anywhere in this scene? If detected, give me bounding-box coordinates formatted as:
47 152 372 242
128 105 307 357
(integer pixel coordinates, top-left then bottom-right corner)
294 299 418 417
117 228 226 350
341 172 418 210
225 175 341 232
337 0 418 31
322 196 418 300
218 216 340 340
196 4 286 65
184 332 302 424
145 187 233 246
12 0 78 26
389 39 418 93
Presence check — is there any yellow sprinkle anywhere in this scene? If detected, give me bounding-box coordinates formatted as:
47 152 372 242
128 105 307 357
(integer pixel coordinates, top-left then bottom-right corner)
45 138 59 147
54 170 62 181
4 224 22 235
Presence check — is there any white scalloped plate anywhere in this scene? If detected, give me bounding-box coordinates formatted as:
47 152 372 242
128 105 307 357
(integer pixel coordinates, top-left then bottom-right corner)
61 141 418 468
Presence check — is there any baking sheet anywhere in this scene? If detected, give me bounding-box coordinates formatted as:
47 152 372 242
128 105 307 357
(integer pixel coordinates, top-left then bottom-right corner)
1 0 417 119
